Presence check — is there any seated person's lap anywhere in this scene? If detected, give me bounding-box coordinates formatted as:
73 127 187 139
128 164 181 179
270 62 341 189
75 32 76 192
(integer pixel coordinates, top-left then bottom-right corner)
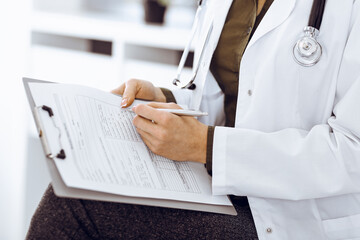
26 185 258 240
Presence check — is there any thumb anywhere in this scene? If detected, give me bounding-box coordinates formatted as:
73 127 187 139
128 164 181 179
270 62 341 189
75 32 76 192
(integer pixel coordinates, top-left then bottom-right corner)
121 80 138 108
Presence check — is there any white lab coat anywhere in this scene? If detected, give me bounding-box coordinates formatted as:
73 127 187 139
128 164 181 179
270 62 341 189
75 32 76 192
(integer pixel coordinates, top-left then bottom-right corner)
173 0 360 239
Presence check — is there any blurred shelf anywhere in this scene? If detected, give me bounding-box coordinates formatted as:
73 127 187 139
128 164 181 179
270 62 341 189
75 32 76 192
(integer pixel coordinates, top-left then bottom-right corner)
29 5 196 90
31 9 193 50
29 1 196 86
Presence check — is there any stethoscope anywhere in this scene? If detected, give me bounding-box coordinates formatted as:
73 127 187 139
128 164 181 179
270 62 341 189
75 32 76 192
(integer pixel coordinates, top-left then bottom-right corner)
172 0 209 90
293 0 326 67
173 0 327 90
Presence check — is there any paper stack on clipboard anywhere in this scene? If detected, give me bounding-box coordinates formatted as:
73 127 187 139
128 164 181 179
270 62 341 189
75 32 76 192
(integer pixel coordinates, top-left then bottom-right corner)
23 78 236 216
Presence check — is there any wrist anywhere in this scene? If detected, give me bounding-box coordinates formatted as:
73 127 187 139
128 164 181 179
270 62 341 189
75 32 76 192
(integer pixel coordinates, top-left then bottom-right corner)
205 126 215 175
159 88 177 103
155 87 167 102
194 123 208 164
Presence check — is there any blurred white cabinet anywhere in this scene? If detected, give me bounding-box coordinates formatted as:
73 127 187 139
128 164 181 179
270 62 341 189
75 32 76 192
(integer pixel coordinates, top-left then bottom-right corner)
29 1 195 91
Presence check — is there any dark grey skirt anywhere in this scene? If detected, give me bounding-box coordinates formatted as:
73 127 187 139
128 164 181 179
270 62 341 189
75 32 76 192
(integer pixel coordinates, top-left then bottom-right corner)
26 185 258 240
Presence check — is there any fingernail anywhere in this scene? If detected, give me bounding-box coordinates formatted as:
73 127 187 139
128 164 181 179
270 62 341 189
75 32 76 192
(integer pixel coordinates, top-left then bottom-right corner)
121 98 128 107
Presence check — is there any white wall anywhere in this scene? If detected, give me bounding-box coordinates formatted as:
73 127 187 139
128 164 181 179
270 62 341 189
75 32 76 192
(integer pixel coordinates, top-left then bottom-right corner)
0 0 31 239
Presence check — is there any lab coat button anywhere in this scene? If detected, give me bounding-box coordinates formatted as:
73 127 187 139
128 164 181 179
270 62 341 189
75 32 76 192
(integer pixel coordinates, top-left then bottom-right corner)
266 228 272 233
247 89 252 96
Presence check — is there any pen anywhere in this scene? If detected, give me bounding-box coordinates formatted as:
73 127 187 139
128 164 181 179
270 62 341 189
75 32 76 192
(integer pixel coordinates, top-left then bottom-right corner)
156 109 208 117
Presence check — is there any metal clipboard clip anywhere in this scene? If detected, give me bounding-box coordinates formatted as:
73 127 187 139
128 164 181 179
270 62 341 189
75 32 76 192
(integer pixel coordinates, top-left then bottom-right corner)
33 105 66 160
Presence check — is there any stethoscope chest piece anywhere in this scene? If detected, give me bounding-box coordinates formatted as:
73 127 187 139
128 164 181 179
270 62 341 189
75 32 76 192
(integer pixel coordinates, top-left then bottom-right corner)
293 26 322 67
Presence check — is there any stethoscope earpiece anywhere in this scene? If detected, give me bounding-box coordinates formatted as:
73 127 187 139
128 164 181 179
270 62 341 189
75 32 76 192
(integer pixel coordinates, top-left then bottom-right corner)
293 27 322 67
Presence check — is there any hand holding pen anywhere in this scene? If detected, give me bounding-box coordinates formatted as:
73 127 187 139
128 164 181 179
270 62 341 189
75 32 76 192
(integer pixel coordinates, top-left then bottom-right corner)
132 102 208 164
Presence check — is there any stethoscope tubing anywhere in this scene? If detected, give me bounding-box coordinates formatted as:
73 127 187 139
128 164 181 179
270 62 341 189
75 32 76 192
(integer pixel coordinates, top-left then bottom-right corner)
173 4 203 86
308 0 326 29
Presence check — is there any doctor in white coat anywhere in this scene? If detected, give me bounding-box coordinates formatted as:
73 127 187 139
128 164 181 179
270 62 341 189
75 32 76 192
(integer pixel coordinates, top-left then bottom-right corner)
115 0 360 239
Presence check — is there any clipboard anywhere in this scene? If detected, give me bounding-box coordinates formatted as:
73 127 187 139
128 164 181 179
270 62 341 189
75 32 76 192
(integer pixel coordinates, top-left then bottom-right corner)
23 77 237 216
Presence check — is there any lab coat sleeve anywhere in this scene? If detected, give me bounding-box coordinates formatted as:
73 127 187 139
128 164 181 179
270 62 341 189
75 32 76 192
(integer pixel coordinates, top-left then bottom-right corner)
212 7 360 200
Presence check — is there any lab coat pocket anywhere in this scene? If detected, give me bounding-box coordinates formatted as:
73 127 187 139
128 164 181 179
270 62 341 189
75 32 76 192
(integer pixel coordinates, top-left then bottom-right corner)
322 213 360 239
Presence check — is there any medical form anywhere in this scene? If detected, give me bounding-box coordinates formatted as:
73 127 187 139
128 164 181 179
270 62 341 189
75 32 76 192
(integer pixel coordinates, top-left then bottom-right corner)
27 81 232 207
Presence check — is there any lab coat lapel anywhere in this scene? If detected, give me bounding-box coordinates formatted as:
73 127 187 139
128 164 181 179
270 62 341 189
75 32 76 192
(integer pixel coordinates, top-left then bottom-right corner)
194 0 233 63
247 0 296 49
191 0 233 110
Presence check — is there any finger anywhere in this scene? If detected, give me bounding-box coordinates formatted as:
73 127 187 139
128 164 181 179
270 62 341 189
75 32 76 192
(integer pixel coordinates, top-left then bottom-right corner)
137 128 165 156
121 79 140 108
136 128 155 147
133 114 159 135
147 102 182 110
133 104 177 124
111 83 125 95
